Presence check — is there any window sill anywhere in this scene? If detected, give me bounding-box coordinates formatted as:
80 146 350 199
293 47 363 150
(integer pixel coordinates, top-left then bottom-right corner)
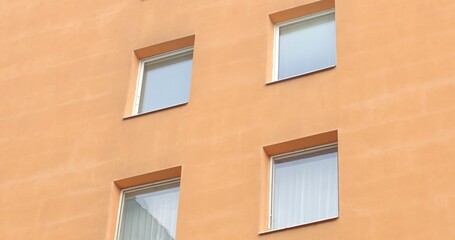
258 216 338 236
123 102 188 120
266 65 336 85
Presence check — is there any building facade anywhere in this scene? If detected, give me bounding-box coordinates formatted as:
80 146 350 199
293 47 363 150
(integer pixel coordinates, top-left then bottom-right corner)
1 0 455 239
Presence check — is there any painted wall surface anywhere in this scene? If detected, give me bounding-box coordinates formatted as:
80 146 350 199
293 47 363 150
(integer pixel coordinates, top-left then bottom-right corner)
1 0 454 239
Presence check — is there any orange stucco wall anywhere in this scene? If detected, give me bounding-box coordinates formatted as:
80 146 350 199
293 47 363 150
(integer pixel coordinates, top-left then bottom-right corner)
1 0 454 239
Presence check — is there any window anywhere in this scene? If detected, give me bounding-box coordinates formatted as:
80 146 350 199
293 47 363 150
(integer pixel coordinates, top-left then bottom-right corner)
270 143 338 230
117 179 180 240
274 10 336 81
133 48 193 114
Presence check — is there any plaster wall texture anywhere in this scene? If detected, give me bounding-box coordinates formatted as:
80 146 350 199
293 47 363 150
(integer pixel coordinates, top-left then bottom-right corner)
0 0 454 239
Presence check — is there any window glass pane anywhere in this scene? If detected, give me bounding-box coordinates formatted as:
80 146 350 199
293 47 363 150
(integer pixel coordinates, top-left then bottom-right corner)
119 182 180 240
272 147 338 229
139 51 193 113
278 12 336 80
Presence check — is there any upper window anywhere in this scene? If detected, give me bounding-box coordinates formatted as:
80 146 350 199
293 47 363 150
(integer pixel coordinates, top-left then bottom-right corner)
133 48 193 115
117 179 180 240
274 10 336 81
270 143 338 230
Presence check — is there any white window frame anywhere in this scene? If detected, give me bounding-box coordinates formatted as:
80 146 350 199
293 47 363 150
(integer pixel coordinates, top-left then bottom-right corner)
132 47 194 115
268 142 339 230
272 9 336 82
114 178 181 240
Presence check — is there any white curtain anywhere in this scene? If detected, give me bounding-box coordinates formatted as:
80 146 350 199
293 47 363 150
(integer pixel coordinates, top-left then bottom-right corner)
278 11 336 79
119 184 180 240
272 148 338 229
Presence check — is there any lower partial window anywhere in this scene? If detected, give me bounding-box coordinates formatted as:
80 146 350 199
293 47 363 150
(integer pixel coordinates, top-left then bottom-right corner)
117 179 180 240
270 143 338 229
